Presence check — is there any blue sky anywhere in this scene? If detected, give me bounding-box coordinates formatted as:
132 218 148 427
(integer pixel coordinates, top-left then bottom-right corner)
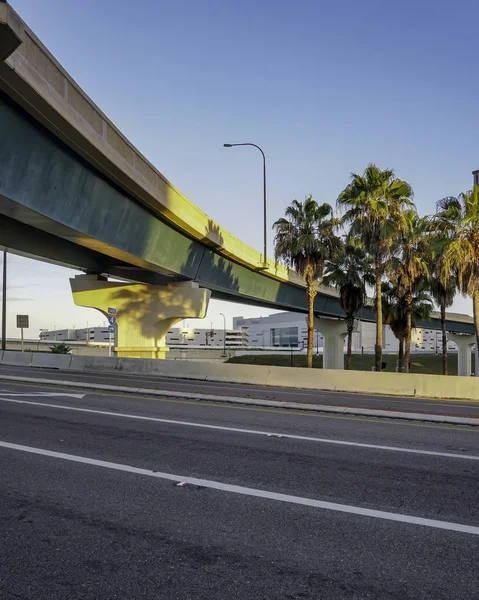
5 0 479 338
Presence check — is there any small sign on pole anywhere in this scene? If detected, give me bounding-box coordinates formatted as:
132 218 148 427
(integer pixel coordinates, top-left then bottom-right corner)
16 315 29 328
16 315 29 353
107 309 117 357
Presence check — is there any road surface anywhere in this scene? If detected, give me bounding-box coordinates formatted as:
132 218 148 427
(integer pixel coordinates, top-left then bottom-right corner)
0 364 479 418
0 377 478 599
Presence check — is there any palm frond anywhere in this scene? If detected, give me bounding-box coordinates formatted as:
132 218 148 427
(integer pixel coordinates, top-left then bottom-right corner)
274 196 341 284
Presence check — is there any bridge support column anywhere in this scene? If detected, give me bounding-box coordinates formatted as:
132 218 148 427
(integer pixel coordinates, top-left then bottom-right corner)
70 275 211 359
448 333 475 377
314 318 355 370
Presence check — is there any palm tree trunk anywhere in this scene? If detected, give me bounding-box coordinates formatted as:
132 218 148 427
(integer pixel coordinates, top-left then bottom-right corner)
374 264 383 372
404 306 412 374
346 316 354 370
398 336 404 372
473 293 479 377
306 281 316 369
441 303 448 376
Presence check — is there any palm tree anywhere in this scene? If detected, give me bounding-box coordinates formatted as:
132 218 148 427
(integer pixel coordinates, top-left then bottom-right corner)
437 187 479 367
389 210 430 372
429 271 456 375
381 281 407 371
338 164 414 372
273 196 340 368
323 240 373 369
430 198 459 375
382 281 433 372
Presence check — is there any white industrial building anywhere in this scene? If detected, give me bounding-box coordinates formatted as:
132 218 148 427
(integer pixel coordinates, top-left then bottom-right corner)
41 313 461 353
233 313 320 349
165 326 248 347
40 327 111 343
41 326 249 348
233 312 459 353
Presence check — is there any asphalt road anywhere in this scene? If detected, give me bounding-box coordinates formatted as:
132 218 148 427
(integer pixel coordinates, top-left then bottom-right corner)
1 364 479 418
0 378 478 599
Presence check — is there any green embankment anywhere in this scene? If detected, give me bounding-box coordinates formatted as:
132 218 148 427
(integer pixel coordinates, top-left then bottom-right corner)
227 353 474 376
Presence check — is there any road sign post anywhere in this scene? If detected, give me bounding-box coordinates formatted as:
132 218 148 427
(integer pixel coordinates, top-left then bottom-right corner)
108 309 116 357
16 315 29 352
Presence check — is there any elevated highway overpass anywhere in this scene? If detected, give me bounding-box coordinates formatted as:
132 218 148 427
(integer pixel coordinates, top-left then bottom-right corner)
0 2 474 361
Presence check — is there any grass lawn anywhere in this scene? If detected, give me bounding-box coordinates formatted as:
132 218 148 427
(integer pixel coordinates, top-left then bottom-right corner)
227 352 473 376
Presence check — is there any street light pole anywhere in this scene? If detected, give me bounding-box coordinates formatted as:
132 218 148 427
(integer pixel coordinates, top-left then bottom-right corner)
224 143 267 266
219 312 226 357
1 250 6 351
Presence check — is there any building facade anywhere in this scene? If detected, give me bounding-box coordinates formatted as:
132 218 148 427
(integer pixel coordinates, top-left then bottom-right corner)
233 312 459 353
40 328 111 343
233 313 321 349
41 314 461 353
41 326 249 348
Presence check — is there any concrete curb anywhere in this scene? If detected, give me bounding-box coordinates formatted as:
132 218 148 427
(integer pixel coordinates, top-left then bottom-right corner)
0 373 478 426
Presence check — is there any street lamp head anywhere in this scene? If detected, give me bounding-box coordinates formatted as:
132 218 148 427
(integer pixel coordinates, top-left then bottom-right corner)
223 143 233 147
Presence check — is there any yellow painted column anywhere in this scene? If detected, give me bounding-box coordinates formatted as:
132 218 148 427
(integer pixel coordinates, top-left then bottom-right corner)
70 275 211 359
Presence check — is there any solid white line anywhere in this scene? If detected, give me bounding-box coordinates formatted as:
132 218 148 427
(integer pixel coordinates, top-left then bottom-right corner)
2 396 478 462
0 439 478 535
0 391 85 399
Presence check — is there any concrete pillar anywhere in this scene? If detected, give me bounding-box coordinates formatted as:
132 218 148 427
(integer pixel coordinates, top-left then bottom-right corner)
313 317 356 370
70 275 211 359
448 333 475 377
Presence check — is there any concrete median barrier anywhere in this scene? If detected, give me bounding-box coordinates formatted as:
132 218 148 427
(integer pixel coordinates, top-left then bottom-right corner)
31 353 72 370
2 351 33 367
115 357 277 386
113 359 479 400
414 373 479 401
70 355 119 372
117 358 168 375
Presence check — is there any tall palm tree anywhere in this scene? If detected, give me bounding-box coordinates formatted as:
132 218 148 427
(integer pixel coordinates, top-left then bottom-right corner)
338 164 414 372
273 196 340 368
437 187 479 368
429 271 456 375
389 210 430 372
430 198 459 375
381 281 433 372
381 281 407 371
323 240 374 369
